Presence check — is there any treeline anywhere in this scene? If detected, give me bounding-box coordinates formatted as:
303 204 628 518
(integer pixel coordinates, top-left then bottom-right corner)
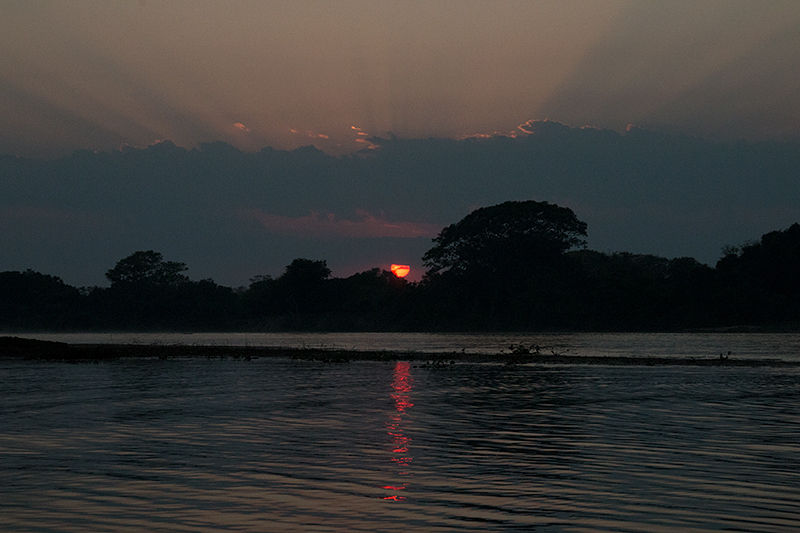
2 201 799 332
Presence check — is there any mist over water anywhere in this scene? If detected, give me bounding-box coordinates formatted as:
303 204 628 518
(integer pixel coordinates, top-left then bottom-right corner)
2 341 800 531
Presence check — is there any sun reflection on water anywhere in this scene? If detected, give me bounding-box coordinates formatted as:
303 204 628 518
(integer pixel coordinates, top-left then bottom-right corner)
381 361 414 500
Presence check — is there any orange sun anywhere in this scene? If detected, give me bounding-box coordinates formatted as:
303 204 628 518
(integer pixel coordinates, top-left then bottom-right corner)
391 264 410 278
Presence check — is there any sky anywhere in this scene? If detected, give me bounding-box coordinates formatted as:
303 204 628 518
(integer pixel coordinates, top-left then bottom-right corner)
1 1 799 287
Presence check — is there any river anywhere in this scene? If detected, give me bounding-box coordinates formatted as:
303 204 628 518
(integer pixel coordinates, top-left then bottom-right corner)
2 333 799 531
19 331 800 361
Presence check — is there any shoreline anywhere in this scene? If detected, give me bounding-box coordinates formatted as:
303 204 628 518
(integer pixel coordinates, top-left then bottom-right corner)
1 336 798 366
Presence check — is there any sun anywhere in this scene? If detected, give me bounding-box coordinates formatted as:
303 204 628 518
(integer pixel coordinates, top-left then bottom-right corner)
391 264 410 278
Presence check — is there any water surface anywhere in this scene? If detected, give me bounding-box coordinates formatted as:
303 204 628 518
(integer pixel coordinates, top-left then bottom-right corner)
2 354 799 531
24 331 800 361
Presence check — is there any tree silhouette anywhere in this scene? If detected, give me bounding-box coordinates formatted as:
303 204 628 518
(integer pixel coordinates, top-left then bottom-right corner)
102 251 190 329
0 270 82 330
4 216 800 333
106 250 189 288
271 259 332 326
421 200 588 328
714 223 800 324
423 200 587 276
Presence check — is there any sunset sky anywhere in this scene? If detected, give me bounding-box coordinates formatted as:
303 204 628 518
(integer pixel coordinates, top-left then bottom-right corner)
3 1 799 156
1 1 800 286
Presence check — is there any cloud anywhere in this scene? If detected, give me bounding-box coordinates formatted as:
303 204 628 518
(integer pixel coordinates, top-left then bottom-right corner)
2 122 799 286
233 122 251 132
348 126 382 150
240 209 440 239
0 206 101 225
290 127 331 140
355 137 380 149
459 132 507 140
517 118 571 136
0 206 106 243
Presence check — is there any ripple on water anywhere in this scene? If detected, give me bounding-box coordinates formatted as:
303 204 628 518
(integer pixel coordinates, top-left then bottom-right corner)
1 359 799 531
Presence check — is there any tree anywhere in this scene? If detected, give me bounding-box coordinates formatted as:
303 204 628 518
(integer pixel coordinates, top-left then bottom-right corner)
0 270 82 330
105 250 189 288
713 223 800 324
101 251 190 330
273 258 332 319
327 268 414 330
421 200 588 329
280 258 331 288
567 251 715 330
423 200 587 276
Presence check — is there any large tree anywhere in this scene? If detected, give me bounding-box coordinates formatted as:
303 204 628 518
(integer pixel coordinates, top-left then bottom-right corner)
423 200 587 276
421 200 588 329
273 258 332 317
101 250 190 329
105 250 189 288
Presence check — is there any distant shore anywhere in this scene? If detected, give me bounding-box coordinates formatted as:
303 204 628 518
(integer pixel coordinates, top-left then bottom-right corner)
2 336 798 367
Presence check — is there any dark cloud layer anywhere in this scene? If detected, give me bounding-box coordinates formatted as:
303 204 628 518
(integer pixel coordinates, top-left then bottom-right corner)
1 121 799 287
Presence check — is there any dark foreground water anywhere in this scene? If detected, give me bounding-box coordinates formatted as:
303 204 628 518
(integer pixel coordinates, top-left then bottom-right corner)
2 354 800 531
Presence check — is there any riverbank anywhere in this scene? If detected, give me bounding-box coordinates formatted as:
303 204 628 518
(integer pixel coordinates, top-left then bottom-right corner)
2 336 798 366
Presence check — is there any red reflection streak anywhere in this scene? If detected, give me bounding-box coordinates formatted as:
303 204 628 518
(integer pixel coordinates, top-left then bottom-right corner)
391 361 414 413
381 361 414 501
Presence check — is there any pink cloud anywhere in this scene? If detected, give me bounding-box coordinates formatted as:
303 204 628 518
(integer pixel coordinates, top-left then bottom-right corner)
289 128 331 140
240 209 440 239
517 118 570 135
233 122 251 132
355 138 380 149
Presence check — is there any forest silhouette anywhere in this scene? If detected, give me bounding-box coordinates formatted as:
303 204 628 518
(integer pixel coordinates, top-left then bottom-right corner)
2 201 799 332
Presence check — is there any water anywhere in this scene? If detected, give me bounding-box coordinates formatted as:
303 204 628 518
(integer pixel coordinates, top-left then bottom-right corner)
2 335 800 531
22 331 800 361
